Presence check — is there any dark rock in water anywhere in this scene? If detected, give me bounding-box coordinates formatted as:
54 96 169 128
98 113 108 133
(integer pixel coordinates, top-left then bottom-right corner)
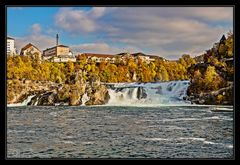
137 87 147 100
155 86 162 95
127 88 134 97
106 84 115 90
27 92 42 105
34 92 58 106
167 86 172 92
116 88 125 92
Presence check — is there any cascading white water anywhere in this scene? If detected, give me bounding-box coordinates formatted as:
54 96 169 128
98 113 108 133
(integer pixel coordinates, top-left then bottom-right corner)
81 93 90 105
22 95 36 105
106 80 190 106
7 95 36 107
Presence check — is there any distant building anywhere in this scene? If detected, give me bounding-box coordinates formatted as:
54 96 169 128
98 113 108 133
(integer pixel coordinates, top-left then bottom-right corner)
20 43 41 58
49 54 76 62
43 34 76 62
42 45 71 60
7 37 16 55
78 52 162 64
131 52 159 63
80 53 116 63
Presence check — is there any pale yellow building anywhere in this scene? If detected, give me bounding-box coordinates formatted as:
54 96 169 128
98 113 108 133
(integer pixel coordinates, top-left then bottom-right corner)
42 45 72 60
20 43 41 58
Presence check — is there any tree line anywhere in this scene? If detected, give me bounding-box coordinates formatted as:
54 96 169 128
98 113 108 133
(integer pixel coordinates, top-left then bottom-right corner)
7 32 233 86
187 32 233 98
7 53 197 84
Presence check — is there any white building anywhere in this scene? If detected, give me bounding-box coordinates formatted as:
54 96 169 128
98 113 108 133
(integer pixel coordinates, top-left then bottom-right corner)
7 37 16 55
49 54 76 62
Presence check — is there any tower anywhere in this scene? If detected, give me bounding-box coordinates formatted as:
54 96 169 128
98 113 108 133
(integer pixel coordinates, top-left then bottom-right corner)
56 34 59 46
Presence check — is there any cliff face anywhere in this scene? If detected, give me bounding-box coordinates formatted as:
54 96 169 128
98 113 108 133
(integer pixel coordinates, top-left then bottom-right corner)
7 79 59 104
187 83 233 105
7 73 110 106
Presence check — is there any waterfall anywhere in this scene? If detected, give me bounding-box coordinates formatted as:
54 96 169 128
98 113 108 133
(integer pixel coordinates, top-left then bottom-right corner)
7 95 36 107
81 93 90 105
82 93 90 105
106 80 190 106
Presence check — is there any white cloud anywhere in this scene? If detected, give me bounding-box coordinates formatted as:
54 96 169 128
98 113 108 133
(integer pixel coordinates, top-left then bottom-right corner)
31 23 41 34
22 7 233 59
14 23 56 52
186 7 233 22
55 7 106 33
90 7 106 18
70 42 142 55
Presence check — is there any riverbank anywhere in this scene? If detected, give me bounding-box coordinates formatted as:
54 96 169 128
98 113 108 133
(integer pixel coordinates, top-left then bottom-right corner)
7 74 110 106
7 79 233 106
186 82 233 105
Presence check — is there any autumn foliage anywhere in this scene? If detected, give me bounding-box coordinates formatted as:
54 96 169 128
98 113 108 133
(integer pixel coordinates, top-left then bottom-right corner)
7 53 197 83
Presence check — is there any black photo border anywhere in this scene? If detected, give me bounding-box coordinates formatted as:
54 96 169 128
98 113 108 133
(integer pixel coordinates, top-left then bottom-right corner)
1 0 239 161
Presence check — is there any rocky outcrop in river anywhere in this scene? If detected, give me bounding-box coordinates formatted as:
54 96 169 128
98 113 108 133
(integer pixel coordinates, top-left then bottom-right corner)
7 72 110 106
186 82 233 105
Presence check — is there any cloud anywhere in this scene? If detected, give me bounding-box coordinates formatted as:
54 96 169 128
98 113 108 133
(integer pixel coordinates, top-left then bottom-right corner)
14 23 56 52
100 7 232 58
14 7 232 59
99 10 229 59
90 7 106 18
55 7 106 33
70 42 142 55
31 23 41 34
185 7 233 22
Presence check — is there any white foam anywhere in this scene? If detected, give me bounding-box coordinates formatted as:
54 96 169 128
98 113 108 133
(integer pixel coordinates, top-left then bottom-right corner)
226 144 233 148
49 112 58 116
82 142 94 145
143 138 170 141
203 141 218 145
62 141 75 144
142 137 233 148
82 93 90 105
7 95 35 107
178 137 205 141
106 80 190 106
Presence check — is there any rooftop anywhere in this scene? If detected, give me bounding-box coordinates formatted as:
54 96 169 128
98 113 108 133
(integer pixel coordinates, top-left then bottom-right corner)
131 52 160 59
81 53 115 58
21 43 41 52
7 37 14 40
44 45 69 51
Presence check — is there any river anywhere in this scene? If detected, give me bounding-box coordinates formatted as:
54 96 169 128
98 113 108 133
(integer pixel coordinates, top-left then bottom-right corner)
7 105 233 158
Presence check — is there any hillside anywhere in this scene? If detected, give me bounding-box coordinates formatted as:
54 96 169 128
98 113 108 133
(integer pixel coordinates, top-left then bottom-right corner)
186 32 233 105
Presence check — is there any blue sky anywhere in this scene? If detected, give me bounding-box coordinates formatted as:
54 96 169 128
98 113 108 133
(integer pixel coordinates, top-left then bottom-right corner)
7 7 233 59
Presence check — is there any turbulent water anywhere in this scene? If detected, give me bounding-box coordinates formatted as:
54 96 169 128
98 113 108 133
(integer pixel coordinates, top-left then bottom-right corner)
7 81 234 158
7 105 233 158
106 80 190 106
